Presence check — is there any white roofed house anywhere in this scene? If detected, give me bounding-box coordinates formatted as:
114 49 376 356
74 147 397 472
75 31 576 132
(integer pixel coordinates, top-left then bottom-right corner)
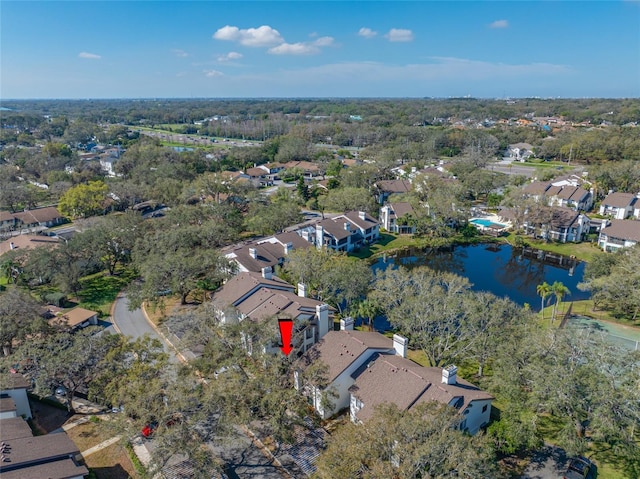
507 142 534 162
599 192 638 219
598 219 640 252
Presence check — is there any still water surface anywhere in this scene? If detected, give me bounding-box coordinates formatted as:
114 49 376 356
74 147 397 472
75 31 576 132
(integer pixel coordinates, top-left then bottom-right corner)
371 243 588 312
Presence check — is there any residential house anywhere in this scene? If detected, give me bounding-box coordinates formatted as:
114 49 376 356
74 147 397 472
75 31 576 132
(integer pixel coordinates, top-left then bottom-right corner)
599 192 638 219
0 398 88 479
296 329 492 434
224 231 312 274
523 207 590 243
546 185 593 211
349 358 492 434
598 219 640 252
245 166 274 188
507 142 534 161
0 373 32 419
282 161 323 180
522 178 592 212
374 179 412 204
0 234 60 257
50 307 99 331
379 202 416 234
12 207 65 229
295 328 397 419
296 211 379 253
0 211 18 230
211 271 333 354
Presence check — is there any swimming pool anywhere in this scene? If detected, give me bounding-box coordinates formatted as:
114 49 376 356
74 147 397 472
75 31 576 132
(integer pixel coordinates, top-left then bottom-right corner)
470 218 507 229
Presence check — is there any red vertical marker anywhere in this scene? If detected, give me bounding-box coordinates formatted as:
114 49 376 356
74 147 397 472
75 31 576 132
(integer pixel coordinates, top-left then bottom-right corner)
278 318 293 356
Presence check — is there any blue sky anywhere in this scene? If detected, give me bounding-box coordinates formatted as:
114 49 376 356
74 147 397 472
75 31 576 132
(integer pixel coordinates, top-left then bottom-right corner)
2 1 639 99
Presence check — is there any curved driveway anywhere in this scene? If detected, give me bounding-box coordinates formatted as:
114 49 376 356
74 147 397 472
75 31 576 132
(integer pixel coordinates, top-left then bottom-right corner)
111 294 177 361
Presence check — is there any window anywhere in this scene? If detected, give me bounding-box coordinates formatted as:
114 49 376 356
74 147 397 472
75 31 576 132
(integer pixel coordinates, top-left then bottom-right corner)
482 404 488 413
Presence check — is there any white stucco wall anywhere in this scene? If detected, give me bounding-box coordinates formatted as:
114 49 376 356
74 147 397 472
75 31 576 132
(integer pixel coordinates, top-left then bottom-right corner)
0 388 31 419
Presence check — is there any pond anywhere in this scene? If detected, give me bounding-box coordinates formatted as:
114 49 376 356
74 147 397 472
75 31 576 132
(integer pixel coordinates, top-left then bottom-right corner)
368 243 589 330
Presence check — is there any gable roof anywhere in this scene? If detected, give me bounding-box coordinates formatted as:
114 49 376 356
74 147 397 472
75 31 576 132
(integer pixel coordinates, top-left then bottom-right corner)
1 373 30 391
51 307 98 329
349 353 493 422
601 219 640 242
341 211 378 230
376 179 412 194
212 272 294 307
602 192 637 208
549 207 582 229
12 207 63 225
299 331 394 383
0 234 59 256
388 202 414 219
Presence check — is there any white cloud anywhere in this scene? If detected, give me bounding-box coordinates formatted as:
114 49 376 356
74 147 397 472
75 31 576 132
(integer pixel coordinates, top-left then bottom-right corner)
358 27 377 39
217 51 243 62
213 25 283 47
268 42 320 55
171 49 189 57
312 36 335 47
204 70 224 77
384 28 414 42
489 19 509 29
78 52 101 59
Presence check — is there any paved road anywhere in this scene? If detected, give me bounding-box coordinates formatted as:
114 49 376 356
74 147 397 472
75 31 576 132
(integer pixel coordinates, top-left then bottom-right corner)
111 294 177 361
111 295 291 478
522 445 570 479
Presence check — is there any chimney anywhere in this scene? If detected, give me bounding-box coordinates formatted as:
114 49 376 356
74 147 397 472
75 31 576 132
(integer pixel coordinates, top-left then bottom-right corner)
297 282 307 298
316 304 330 339
344 222 350 231
358 211 366 221
249 247 257 259
284 242 293 255
442 365 458 385
261 266 272 280
393 334 408 358
340 317 354 331
9 242 15 250
315 225 324 250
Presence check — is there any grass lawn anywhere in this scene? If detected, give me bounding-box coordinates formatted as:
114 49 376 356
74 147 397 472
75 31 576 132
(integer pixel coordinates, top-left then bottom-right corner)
76 267 137 316
349 232 453 260
66 422 140 479
501 234 601 262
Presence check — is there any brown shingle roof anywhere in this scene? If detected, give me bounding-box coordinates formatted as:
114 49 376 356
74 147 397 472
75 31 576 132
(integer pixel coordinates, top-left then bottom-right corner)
1 373 30 390
300 331 394 383
212 272 294 307
522 181 550 195
0 235 59 256
0 458 89 479
376 179 412 194
0 417 33 440
342 211 378 230
601 219 640 242
602 192 637 209
389 202 414 219
50 307 98 329
350 354 493 422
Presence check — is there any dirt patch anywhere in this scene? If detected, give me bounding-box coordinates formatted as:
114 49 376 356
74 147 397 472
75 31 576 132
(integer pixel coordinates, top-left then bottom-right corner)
29 398 74 434
84 443 140 479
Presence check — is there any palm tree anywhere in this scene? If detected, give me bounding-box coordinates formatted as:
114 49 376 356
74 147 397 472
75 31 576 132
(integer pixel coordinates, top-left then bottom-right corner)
354 299 380 332
551 281 571 323
536 281 552 321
